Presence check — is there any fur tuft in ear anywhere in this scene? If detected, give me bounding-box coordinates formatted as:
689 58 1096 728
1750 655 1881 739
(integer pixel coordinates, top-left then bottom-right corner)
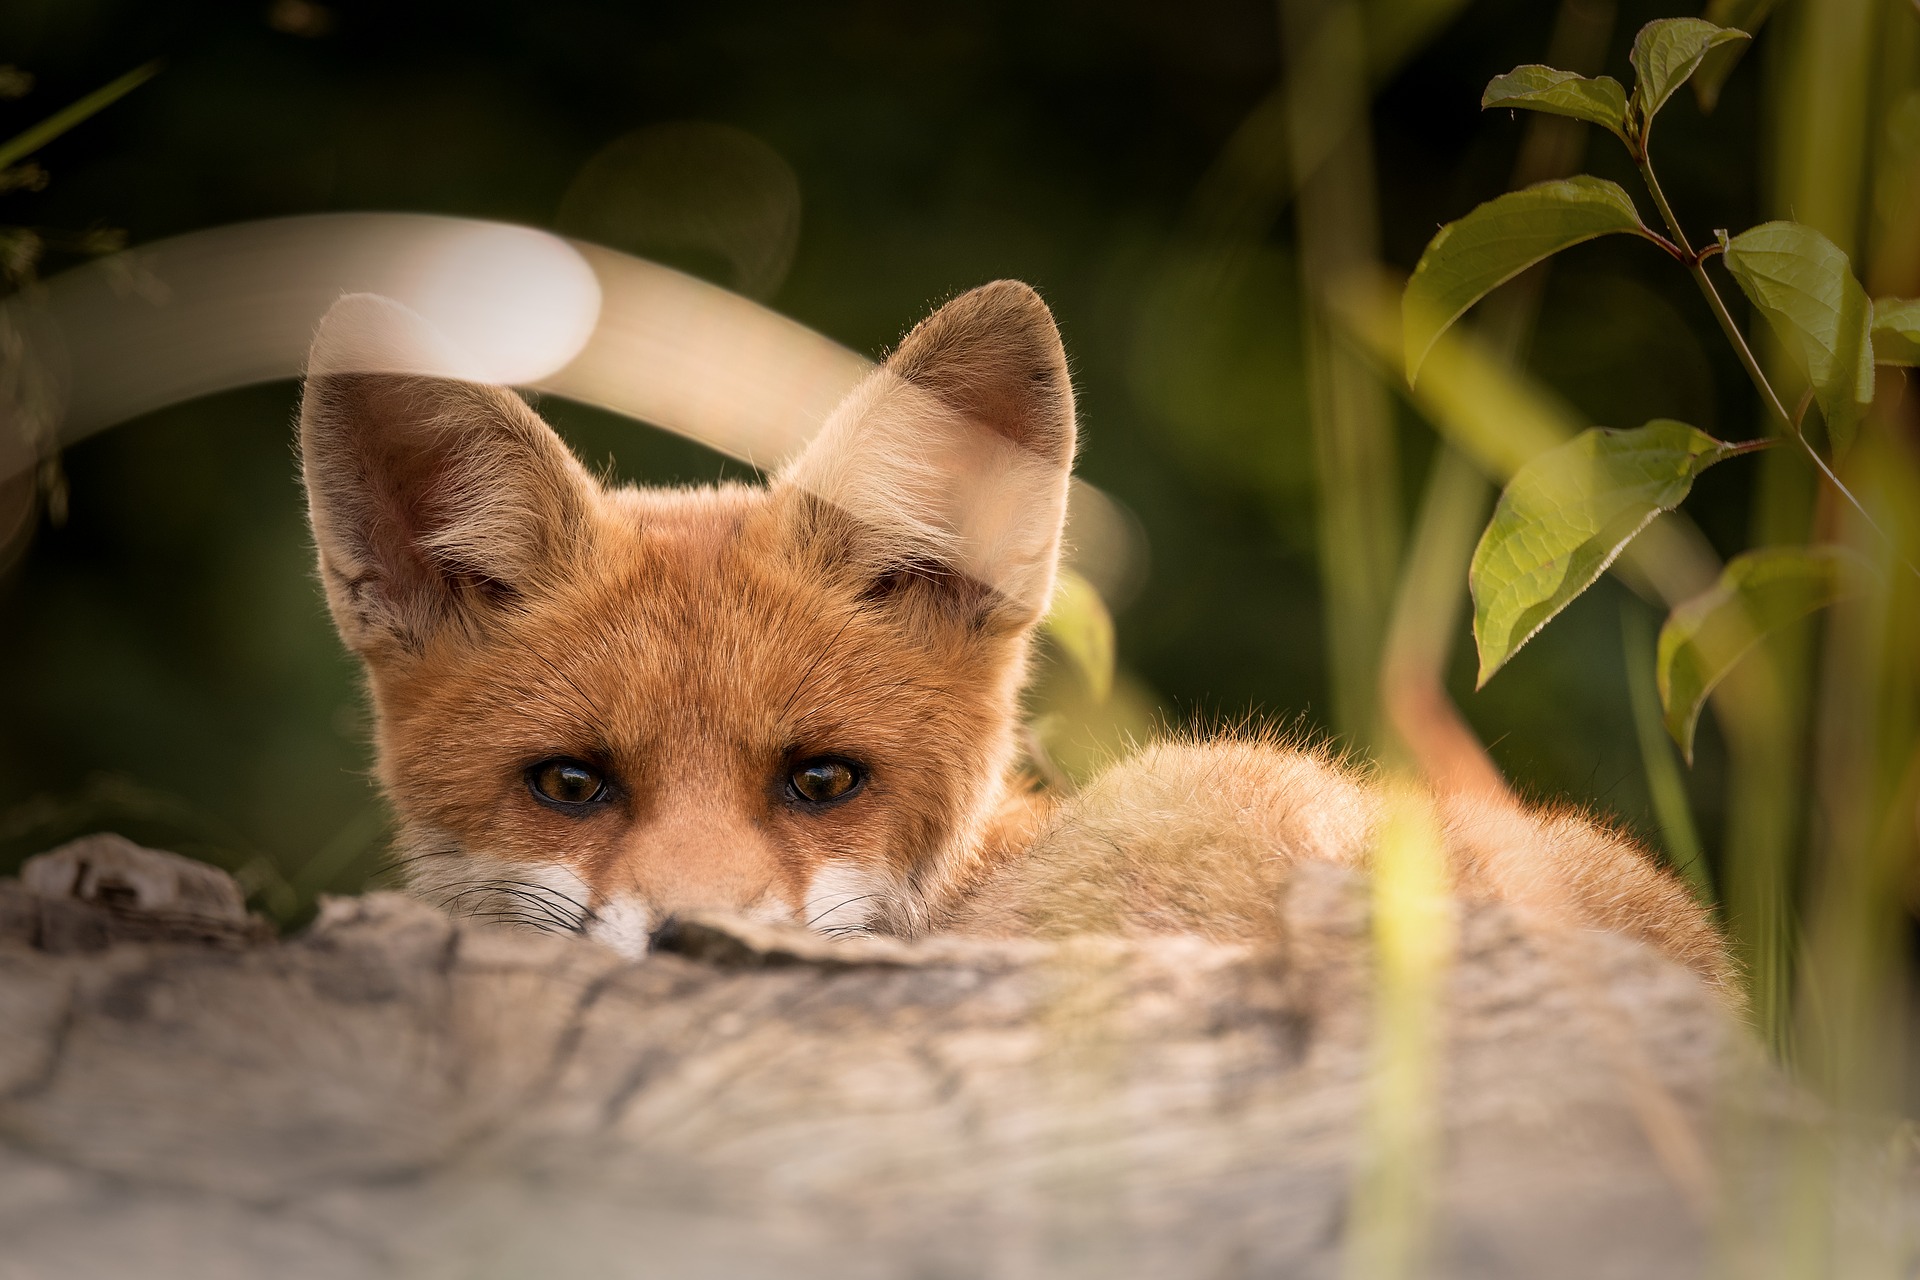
779 280 1076 628
299 294 594 656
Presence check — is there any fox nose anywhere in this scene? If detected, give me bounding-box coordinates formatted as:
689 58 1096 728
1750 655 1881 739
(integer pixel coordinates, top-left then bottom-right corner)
647 913 684 954
583 899 733 959
644 911 792 967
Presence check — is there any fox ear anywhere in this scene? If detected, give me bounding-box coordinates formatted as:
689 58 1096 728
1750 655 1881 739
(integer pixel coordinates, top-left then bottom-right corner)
299 294 594 656
778 280 1076 630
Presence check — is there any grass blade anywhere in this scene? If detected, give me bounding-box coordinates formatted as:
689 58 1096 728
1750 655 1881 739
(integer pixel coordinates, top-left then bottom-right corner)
0 61 160 175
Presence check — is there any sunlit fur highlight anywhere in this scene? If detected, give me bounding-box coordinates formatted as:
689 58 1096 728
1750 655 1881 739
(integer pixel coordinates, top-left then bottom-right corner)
301 281 1735 995
948 730 1736 992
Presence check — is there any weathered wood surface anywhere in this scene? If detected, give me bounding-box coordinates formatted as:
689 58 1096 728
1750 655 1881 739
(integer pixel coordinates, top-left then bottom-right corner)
0 836 1893 1279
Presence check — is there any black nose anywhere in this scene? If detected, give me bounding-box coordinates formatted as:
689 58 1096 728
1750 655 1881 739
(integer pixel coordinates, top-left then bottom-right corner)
647 913 685 954
643 913 781 969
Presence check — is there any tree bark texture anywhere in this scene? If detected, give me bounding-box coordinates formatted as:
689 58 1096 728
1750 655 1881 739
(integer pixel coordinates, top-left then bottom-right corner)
0 835 1905 1279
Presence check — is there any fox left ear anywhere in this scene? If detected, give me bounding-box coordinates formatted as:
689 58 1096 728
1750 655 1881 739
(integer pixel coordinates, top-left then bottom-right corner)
299 294 595 657
778 280 1076 630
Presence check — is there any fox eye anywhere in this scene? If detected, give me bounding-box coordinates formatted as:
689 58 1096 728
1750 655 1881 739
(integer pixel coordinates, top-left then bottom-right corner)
527 758 609 810
787 757 864 806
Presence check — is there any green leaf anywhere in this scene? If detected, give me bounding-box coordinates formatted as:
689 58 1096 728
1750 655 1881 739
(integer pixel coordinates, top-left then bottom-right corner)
1404 176 1650 385
1629 18 1749 128
1871 297 1920 366
1693 0 1778 113
1718 222 1875 460
1470 420 1745 686
0 61 160 175
1481 66 1630 143
1656 546 1869 762
1041 568 1114 703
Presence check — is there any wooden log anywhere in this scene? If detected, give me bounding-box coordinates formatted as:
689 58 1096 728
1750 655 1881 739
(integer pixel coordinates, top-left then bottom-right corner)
0 835 1897 1278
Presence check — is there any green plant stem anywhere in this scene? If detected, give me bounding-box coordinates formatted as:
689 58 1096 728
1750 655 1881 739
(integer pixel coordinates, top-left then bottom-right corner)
1621 605 1713 905
1638 158 1789 426
1637 153 1901 557
1687 260 1800 427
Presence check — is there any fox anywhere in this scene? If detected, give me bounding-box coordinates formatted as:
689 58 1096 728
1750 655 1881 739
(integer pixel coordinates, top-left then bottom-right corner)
297 281 1735 994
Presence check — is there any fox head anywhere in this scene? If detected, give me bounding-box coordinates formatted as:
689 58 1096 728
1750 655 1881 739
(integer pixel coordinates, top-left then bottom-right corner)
300 282 1074 955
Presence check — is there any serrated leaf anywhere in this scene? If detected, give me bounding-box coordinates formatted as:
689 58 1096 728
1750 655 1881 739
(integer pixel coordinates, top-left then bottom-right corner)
1629 18 1749 127
1405 177 1649 385
1041 568 1114 703
1719 222 1875 460
1871 297 1920 366
1470 420 1743 686
1693 0 1777 113
1482 66 1630 142
1656 546 1869 761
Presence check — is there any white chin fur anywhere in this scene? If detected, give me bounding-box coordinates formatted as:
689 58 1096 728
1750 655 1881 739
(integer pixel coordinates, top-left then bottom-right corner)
803 862 890 934
585 892 795 955
585 894 654 959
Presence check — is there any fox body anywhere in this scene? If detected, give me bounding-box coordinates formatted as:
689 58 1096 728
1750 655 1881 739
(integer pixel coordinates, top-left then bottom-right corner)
299 282 1732 991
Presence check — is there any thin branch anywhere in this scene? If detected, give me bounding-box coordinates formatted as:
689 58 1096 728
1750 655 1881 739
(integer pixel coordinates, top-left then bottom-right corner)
1635 226 1689 263
1637 152 1787 424
1792 388 1815 432
1635 153 1905 561
1685 259 1793 428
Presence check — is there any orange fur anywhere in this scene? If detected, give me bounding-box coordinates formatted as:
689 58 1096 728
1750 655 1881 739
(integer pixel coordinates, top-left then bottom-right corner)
298 281 1734 996
948 734 1738 993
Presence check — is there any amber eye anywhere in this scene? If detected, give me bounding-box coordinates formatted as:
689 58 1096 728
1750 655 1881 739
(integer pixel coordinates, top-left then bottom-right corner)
788 757 864 806
527 758 609 809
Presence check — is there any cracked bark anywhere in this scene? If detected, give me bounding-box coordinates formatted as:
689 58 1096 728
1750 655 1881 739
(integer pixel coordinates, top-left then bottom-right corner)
0 853 1907 1280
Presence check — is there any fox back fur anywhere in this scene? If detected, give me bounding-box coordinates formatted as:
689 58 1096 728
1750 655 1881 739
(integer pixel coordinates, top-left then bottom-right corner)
297 281 1734 994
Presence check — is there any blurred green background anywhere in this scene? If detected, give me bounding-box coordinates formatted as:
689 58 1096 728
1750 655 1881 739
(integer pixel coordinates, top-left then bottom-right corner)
0 0 1780 912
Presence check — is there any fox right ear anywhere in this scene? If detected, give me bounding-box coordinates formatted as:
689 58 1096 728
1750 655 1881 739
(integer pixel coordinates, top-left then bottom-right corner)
299 294 594 657
777 280 1076 631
